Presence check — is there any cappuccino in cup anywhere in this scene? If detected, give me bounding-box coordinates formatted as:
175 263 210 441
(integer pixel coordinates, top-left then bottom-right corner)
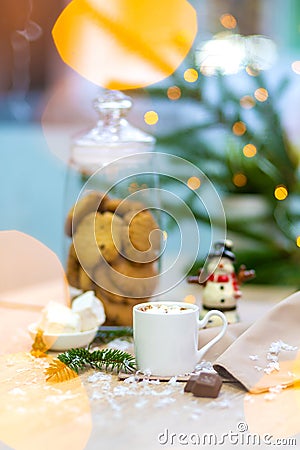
133 301 227 376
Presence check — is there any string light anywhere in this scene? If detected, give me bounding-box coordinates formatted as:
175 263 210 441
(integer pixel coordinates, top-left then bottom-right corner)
240 95 256 109
274 185 288 200
184 68 199 83
167 86 181 100
254 88 269 102
233 173 247 187
291 61 300 75
243 143 257 158
187 176 201 190
220 13 237 29
232 121 247 136
296 236 300 248
144 110 159 125
184 295 196 304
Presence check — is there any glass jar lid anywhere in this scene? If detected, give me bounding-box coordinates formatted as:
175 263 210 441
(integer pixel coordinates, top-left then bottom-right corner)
74 89 155 147
71 90 155 172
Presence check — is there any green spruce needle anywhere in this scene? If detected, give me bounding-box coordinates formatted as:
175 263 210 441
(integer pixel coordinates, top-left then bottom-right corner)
57 347 136 374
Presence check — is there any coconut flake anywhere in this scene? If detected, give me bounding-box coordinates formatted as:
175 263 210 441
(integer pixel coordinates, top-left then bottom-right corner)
107 339 131 351
8 387 26 396
107 397 123 412
113 385 132 397
87 372 112 383
91 391 103 400
155 397 176 408
264 361 280 374
190 413 201 420
135 398 149 408
269 384 284 394
168 376 179 386
251 340 298 376
266 354 278 362
279 341 298 352
264 393 276 401
123 375 137 384
217 399 230 409
194 361 216 373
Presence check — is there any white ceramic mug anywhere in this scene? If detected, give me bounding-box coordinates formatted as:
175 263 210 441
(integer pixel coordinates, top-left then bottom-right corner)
133 302 227 376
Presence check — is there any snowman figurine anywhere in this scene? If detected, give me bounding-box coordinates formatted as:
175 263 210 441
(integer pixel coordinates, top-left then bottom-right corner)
188 240 255 327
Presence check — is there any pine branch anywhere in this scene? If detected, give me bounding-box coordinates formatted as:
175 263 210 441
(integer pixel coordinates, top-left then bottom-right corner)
58 348 89 373
87 348 135 372
90 326 133 346
57 347 136 375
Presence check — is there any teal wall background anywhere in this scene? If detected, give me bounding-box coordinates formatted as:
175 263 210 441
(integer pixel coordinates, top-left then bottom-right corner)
0 123 66 261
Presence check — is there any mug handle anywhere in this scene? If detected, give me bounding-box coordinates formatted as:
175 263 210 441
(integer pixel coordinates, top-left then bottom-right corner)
196 310 227 362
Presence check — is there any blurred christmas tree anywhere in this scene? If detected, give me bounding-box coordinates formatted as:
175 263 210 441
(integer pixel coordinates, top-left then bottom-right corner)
144 40 300 286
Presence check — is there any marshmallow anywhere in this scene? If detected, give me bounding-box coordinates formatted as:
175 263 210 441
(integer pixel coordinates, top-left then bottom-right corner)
38 301 81 334
72 291 106 331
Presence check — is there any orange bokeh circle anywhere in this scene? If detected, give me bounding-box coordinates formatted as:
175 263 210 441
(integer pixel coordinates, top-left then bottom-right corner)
52 0 197 89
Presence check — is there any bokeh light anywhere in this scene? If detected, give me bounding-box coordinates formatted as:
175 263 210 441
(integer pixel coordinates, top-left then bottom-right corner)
240 95 256 109
51 0 198 90
233 173 247 187
297 236 300 248
254 88 269 102
187 176 201 190
232 121 247 136
199 66 215 77
220 13 237 29
163 230 168 241
246 65 260 76
291 61 300 75
184 68 199 83
196 34 276 77
243 143 257 158
167 86 181 100
184 294 196 304
144 110 159 125
274 185 288 200
196 34 245 76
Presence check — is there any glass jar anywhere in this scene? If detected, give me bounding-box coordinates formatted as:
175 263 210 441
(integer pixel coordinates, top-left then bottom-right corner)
64 90 161 325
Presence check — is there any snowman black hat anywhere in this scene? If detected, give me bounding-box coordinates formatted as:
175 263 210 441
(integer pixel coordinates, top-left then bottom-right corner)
208 240 236 262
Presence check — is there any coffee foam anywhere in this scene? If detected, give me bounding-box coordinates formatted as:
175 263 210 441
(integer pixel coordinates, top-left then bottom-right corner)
138 304 192 314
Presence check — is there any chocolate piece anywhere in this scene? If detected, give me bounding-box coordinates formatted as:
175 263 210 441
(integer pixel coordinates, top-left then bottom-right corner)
191 372 222 398
184 374 199 392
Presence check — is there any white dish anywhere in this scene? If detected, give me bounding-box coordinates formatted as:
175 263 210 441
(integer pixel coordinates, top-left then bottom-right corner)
28 323 98 351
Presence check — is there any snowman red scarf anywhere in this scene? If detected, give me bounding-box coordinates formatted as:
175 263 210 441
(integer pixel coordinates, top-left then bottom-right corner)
207 272 242 299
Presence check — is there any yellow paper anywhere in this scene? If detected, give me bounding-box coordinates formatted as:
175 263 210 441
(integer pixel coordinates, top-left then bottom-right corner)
0 352 92 450
0 231 70 355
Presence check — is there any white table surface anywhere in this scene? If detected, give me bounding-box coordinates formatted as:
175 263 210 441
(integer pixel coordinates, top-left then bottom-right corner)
0 285 299 450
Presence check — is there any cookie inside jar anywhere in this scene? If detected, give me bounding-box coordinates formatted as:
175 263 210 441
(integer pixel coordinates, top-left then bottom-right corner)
65 191 161 325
